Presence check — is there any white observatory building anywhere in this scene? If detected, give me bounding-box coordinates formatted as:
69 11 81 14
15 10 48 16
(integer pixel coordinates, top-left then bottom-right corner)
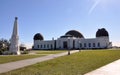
33 28 112 50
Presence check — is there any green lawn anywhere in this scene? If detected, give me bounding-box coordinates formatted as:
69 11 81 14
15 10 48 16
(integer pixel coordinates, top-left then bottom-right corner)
0 50 120 75
0 55 44 64
0 50 65 64
32 50 67 54
0 50 66 64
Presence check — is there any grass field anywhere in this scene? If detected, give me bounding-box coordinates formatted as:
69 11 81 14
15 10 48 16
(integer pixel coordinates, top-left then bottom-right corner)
0 50 66 64
32 50 67 54
0 55 44 64
0 50 120 75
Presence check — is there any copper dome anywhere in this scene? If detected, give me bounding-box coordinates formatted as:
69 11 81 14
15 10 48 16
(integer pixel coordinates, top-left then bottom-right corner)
96 28 109 37
65 30 84 38
34 33 44 40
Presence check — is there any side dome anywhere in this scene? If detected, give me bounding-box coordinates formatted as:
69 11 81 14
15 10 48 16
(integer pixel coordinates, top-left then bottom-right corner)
65 30 84 38
34 33 44 40
96 28 109 37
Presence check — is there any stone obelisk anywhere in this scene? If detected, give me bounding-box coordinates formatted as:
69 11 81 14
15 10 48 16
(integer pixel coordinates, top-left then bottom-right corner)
9 17 21 55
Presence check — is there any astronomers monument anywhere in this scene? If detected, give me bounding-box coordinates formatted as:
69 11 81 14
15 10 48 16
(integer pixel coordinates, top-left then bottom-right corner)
9 17 21 55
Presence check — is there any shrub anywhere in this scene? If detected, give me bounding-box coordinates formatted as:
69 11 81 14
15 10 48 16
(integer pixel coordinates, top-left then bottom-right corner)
21 50 29 54
2 51 13 55
0 50 3 55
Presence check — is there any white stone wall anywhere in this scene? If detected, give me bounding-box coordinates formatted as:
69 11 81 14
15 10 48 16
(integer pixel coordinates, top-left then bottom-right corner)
76 37 110 49
33 36 111 50
56 37 76 49
34 40 54 50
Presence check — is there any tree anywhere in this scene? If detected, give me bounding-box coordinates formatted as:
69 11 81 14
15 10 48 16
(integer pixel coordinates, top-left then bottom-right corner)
0 38 10 54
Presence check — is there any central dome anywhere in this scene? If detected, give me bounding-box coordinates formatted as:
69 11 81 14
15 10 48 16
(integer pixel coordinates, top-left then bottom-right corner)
65 30 84 38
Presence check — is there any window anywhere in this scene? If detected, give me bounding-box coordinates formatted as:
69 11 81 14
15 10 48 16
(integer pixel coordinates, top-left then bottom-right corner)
84 43 86 47
80 43 82 47
41 45 42 48
98 43 100 47
44 44 46 48
93 43 95 47
51 44 53 49
37 45 39 48
89 43 91 47
47 44 49 48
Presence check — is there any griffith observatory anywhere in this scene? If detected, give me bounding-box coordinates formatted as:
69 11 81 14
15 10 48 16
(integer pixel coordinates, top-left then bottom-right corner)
33 28 112 50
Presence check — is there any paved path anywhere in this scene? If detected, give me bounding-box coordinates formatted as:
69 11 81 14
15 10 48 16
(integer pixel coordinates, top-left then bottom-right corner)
0 50 79 74
85 59 120 75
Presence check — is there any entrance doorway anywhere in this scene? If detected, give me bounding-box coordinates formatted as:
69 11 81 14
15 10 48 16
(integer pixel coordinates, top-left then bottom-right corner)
63 41 68 49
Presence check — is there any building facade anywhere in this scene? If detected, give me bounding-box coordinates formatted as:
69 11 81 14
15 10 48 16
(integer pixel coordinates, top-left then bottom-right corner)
33 28 112 50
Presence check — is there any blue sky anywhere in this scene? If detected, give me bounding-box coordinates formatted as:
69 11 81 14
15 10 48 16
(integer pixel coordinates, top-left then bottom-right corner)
0 0 120 47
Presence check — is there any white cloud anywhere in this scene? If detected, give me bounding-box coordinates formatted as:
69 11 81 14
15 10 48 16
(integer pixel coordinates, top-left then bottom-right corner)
88 0 100 14
88 0 117 14
112 41 120 47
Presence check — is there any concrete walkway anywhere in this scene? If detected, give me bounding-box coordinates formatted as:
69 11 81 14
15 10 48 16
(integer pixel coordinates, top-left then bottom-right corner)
85 59 120 75
0 50 79 74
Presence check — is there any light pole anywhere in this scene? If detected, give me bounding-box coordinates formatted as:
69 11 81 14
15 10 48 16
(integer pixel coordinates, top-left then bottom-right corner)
68 49 70 55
